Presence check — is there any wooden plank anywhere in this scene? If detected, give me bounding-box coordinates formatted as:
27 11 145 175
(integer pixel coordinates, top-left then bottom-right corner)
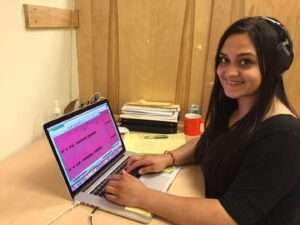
75 0 94 103
117 0 186 109
107 0 120 113
23 4 79 29
175 0 196 115
188 0 213 115
78 0 211 115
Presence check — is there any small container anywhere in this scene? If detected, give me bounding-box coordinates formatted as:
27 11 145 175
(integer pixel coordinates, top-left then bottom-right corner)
184 113 202 136
184 104 202 136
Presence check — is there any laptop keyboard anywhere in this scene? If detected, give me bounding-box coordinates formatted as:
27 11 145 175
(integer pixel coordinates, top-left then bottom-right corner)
91 159 141 197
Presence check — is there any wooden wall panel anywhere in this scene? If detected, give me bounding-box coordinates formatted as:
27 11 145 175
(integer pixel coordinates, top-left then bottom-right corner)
75 0 94 102
76 0 300 115
106 0 120 112
175 0 196 114
288 1 300 113
82 0 212 114
92 0 109 101
118 0 186 109
188 0 212 113
118 0 212 114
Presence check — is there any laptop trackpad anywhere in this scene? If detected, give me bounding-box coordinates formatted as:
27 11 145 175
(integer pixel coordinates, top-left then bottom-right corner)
140 168 180 192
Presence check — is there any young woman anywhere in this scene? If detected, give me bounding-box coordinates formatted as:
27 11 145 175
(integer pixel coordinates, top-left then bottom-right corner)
105 17 300 225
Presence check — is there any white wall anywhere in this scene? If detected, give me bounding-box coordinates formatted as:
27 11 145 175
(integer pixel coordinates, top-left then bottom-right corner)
0 0 79 160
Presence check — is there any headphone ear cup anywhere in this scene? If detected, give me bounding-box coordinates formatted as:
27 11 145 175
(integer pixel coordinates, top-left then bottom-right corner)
261 17 294 73
276 41 293 72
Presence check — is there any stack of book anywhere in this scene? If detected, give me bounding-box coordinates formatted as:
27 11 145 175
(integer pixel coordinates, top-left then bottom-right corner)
120 100 180 133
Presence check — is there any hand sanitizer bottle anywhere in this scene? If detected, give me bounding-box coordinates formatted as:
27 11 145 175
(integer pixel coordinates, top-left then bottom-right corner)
53 100 62 118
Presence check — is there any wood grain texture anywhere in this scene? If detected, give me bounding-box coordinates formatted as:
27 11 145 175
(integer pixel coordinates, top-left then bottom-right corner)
107 0 120 112
76 0 300 115
23 4 79 29
77 0 211 114
92 0 110 103
118 0 185 107
112 0 211 114
188 0 213 114
75 0 94 102
175 0 195 115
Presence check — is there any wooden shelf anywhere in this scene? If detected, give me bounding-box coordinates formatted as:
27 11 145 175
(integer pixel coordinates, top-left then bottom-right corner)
23 4 79 29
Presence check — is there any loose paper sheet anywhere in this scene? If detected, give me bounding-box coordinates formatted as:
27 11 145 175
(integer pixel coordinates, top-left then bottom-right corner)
123 132 186 154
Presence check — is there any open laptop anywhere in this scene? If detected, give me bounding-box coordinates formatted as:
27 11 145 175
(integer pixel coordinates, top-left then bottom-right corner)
43 99 179 223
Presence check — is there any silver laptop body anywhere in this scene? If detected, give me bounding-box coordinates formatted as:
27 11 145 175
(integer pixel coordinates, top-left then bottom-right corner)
44 99 177 223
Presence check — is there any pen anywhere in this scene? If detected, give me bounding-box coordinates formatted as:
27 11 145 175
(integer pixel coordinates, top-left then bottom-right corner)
144 134 168 139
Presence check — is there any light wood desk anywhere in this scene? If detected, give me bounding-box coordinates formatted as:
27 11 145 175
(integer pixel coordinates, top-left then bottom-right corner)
0 137 204 225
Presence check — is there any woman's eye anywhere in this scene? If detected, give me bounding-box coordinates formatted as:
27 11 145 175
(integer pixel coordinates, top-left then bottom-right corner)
240 58 253 66
219 57 228 64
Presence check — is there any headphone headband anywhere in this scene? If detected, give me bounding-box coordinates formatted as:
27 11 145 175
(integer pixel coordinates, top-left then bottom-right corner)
261 16 293 72
262 16 282 27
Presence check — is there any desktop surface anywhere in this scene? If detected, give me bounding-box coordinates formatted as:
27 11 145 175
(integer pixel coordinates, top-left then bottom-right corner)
0 136 204 225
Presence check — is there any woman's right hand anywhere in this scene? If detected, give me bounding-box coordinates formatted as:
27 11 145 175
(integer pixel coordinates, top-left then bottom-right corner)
126 154 172 175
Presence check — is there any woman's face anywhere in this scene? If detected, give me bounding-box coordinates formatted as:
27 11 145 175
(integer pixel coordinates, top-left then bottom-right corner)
217 33 262 104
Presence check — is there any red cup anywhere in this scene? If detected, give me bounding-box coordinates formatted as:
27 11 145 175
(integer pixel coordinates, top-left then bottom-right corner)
184 113 202 136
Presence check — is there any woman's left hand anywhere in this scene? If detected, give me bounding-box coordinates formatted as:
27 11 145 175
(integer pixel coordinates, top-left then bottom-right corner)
104 170 150 207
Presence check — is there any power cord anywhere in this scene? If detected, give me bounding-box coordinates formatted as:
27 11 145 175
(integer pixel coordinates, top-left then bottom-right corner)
89 207 98 225
44 202 99 225
44 201 81 225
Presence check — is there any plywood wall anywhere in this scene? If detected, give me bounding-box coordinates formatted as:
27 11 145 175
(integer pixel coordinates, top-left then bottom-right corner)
76 0 300 116
76 0 212 114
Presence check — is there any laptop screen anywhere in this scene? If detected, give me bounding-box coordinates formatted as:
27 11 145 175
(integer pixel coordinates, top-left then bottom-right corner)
45 101 124 192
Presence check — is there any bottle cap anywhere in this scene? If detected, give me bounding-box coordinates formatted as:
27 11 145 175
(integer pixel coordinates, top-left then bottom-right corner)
189 104 200 114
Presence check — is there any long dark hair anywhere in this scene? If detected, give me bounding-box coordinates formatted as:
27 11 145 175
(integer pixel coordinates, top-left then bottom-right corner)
195 16 295 197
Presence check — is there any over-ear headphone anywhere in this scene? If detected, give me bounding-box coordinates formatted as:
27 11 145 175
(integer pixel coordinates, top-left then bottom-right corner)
261 16 294 73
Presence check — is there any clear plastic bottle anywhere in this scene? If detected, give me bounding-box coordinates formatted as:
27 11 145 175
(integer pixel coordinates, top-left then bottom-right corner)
189 104 200 114
53 100 62 118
